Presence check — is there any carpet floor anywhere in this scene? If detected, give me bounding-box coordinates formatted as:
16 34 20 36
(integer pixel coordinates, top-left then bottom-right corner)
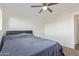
63 47 79 56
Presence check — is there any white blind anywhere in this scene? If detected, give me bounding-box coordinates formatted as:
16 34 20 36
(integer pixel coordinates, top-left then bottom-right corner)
0 8 2 30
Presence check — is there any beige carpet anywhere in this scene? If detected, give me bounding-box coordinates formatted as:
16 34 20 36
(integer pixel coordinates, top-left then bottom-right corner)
63 47 79 56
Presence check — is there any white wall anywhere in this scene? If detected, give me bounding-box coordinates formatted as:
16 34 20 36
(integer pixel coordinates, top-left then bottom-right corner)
0 8 2 43
0 8 2 30
2 7 45 38
6 17 44 37
45 7 79 49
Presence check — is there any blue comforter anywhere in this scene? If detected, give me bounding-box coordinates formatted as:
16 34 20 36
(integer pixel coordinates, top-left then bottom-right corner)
0 33 64 56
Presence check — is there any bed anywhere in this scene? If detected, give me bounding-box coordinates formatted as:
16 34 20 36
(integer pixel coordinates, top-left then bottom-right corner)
0 30 64 56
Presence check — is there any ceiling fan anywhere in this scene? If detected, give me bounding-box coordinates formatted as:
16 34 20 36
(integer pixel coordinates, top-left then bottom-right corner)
31 3 58 13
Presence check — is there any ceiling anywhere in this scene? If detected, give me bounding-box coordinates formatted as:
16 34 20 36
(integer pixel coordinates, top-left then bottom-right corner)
0 3 79 18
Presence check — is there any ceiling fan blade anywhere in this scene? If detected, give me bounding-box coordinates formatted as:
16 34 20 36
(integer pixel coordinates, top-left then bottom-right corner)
42 3 47 6
47 8 53 13
31 6 42 7
48 3 58 6
39 9 43 13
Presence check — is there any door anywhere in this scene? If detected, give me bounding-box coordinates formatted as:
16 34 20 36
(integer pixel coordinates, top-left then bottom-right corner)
74 15 79 50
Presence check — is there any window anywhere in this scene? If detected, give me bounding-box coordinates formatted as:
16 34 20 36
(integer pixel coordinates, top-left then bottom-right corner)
0 8 2 31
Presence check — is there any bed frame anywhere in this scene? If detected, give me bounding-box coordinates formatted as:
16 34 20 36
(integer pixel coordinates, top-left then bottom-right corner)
6 30 33 35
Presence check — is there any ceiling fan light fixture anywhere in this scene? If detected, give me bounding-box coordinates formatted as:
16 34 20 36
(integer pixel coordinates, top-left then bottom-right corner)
42 6 47 10
31 3 58 13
